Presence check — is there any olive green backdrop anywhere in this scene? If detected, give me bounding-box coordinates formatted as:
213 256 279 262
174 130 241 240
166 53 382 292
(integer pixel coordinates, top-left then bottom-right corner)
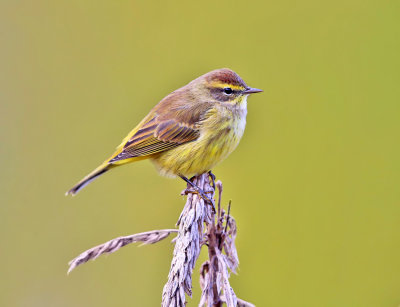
1 1 399 306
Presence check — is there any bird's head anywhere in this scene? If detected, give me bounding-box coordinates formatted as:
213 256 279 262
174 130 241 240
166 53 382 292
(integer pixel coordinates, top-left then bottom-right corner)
190 68 262 106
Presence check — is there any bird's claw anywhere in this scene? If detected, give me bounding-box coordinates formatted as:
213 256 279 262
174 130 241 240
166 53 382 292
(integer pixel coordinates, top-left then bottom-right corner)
179 174 216 213
181 187 216 213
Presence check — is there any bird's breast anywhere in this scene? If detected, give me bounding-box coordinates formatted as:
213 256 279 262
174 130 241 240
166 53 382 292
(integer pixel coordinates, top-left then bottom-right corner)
151 103 248 177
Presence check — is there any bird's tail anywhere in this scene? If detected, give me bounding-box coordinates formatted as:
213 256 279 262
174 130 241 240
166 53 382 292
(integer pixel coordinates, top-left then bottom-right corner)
65 163 115 196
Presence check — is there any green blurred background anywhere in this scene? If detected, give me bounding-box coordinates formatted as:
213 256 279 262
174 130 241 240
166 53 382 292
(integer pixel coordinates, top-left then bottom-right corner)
1 1 399 306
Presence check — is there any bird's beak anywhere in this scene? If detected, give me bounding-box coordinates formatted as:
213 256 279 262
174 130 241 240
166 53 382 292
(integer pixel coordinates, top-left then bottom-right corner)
243 87 263 94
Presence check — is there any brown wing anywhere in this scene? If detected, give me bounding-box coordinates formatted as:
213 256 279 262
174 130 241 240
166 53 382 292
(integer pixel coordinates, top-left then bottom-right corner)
109 116 200 163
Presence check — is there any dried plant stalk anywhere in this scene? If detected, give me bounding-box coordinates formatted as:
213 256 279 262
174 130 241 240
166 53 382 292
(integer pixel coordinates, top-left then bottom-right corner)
236 298 256 307
199 194 240 307
67 173 255 306
162 174 214 307
68 229 178 274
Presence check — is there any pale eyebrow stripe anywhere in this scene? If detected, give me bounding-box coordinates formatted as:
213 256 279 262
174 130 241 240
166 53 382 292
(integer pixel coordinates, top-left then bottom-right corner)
211 83 245 91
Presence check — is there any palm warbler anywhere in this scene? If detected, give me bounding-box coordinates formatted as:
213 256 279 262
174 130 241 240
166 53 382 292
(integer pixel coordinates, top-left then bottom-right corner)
66 68 262 198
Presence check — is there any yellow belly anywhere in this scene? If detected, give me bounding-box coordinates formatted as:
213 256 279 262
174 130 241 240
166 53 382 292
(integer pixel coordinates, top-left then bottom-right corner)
151 106 247 177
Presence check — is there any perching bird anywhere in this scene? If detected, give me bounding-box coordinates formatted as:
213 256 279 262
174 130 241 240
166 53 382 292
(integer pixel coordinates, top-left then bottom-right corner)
66 68 262 198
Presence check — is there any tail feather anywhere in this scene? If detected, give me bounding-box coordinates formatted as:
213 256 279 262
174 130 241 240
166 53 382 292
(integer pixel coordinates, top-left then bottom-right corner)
66 164 112 196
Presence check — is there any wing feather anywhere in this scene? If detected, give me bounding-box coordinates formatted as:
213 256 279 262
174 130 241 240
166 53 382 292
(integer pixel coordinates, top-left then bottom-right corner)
108 87 213 164
109 117 200 163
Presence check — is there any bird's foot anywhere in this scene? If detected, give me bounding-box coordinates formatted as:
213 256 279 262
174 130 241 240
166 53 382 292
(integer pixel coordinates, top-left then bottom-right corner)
180 187 216 212
179 175 216 213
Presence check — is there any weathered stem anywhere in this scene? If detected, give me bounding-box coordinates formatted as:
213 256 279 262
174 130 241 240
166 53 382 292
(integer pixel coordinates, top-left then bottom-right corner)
67 173 254 306
198 180 240 307
207 222 223 307
67 229 178 274
162 173 214 306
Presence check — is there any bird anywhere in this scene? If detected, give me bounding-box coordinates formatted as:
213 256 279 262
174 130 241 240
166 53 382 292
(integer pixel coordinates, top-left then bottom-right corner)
66 68 262 201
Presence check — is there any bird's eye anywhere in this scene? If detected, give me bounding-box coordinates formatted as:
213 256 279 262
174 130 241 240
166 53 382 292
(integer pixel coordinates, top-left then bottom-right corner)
223 87 233 95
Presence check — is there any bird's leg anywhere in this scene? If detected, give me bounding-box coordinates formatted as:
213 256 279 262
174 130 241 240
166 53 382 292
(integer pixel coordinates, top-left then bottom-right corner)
179 175 216 212
180 175 198 195
208 170 216 190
